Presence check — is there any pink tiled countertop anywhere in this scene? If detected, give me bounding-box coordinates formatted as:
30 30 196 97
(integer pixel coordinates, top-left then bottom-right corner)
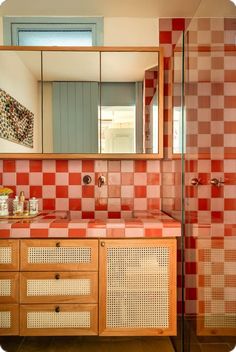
0 210 181 238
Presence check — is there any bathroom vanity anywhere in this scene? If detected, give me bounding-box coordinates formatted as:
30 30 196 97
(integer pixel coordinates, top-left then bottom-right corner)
0 211 180 336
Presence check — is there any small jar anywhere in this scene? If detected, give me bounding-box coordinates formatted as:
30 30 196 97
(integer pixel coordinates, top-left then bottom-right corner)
29 197 39 215
0 195 9 216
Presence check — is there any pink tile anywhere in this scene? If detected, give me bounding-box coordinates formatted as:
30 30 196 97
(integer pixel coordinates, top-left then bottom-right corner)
55 199 69 211
56 173 69 185
42 186 56 199
94 160 107 172
108 198 121 211
125 228 144 237
68 160 82 172
147 185 160 198
87 228 106 237
121 160 134 172
108 161 121 172
147 160 160 172
133 199 147 211
121 185 134 198
11 228 30 238
16 160 29 172
95 185 108 198
2 172 16 185
108 173 121 185
49 228 69 237
29 173 43 185
82 198 95 211
134 173 147 185
108 185 121 198
42 160 56 172
68 186 82 198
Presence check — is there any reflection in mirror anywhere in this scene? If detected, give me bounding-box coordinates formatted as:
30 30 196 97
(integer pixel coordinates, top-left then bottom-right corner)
172 49 185 155
43 51 100 153
101 52 159 154
0 50 42 153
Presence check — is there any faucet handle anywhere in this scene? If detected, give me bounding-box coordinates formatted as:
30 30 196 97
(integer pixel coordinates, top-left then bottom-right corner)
210 178 225 187
191 178 201 186
98 175 106 187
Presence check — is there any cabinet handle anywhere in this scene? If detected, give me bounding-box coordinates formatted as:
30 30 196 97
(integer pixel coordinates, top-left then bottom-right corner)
55 306 60 313
55 274 60 280
101 241 105 247
56 242 61 248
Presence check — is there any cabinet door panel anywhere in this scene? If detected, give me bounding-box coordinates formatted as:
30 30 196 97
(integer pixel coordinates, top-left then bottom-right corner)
0 304 19 335
0 272 19 303
99 239 176 336
20 271 98 304
21 239 98 271
20 304 98 336
0 240 19 271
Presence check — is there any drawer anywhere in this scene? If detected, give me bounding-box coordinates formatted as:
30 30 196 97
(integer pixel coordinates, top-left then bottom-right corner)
21 239 98 271
0 304 19 335
0 240 19 271
20 304 98 336
20 272 98 304
0 272 19 303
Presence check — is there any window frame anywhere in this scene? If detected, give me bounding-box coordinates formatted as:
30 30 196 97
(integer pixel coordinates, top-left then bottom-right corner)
3 16 104 46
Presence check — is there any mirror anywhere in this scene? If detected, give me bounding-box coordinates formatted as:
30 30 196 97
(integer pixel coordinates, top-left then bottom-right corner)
100 51 159 154
0 50 42 153
0 47 163 158
172 49 184 155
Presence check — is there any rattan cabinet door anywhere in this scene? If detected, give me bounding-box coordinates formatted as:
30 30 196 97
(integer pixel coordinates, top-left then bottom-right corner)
99 239 177 336
0 272 19 303
20 272 98 304
21 239 98 271
0 240 19 271
20 304 98 336
0 304 19 335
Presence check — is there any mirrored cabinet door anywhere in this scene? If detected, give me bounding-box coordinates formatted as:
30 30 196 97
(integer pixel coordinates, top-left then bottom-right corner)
42 51 100 153
100 51 161 155
0 50 42 153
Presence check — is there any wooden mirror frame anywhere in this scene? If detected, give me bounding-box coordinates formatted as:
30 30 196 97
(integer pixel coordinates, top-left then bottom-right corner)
0 46 163 160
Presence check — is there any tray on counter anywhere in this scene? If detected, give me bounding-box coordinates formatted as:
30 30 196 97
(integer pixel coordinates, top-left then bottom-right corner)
0 213 40 219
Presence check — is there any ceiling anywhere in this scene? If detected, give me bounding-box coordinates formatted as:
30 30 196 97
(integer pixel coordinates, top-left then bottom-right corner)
0 0 235 17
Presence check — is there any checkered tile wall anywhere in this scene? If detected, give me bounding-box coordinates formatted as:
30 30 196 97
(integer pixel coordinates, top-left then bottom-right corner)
0 159 161 219
160 17 236 320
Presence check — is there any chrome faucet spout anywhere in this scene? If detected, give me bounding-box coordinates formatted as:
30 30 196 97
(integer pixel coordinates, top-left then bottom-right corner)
98 175 106 187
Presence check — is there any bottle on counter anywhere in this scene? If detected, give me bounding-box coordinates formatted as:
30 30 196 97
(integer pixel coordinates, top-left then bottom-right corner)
19 191 29 215
29 197 39 215
12 195 23 215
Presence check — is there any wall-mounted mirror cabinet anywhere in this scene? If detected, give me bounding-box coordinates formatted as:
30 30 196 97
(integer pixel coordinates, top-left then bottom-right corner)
0 47 163 159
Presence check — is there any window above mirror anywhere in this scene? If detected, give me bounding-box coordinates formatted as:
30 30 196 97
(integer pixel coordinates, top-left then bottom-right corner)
3 17 104 46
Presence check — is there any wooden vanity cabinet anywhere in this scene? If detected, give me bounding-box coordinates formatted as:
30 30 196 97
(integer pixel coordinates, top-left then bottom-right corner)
0 238 177 336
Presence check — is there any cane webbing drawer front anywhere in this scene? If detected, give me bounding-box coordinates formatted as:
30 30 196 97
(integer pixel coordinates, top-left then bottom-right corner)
0 304 19 335
0 240 19 271
20 272 98 303
99 239 176 336
20 304 98 336
21 240 98 271
0 272 18 303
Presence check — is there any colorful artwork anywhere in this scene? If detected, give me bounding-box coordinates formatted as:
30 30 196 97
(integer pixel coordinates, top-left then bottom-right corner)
0 88 34 148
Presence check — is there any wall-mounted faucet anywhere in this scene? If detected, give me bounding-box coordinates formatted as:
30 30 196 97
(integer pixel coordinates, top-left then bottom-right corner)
210 178 225 187
98 175 106 187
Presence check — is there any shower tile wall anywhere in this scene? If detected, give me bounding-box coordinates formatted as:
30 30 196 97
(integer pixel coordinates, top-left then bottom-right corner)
160 17 236 322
